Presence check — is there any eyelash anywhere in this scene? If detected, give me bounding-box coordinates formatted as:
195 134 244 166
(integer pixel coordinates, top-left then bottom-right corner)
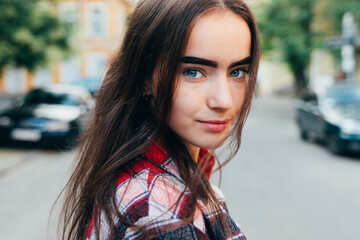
183 69 205 79
229 69 248 79
183 68 248 80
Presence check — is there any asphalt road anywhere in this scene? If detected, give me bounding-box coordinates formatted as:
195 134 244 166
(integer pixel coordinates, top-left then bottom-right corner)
0 95 359 240
214 96 360 240
0 148 75 240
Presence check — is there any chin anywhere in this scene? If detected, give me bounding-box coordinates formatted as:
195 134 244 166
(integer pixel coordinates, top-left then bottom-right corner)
211 140 227 150
194 137 228 150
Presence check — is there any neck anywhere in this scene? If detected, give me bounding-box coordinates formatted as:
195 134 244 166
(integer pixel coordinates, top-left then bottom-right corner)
188 145 200 163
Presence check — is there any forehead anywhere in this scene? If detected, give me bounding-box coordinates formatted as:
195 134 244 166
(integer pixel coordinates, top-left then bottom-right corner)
184 10 251 65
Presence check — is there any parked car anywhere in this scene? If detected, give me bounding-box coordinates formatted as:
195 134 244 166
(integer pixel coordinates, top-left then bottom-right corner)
0 84 93 148
295 84 360 154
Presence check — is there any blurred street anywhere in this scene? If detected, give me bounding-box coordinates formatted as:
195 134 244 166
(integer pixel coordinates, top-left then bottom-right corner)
0 148 75 240
0 95 359 240
216 95 360 240
1 0 359 239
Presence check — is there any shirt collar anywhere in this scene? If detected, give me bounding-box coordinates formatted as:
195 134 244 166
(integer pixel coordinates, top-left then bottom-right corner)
143 142 215 180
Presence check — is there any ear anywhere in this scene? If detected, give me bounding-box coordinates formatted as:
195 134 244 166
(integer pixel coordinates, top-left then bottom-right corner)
144 77 158 96
143 81 153 96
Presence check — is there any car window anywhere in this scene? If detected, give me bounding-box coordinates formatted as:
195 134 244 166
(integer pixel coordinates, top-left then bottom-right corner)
326 88 360 106
300 91 318 104
23 89 79 106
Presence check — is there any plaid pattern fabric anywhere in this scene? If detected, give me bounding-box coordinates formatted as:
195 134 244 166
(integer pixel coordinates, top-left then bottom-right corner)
87 143 246 240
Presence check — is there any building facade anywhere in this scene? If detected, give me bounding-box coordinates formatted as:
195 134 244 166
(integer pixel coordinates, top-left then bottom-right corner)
0 0 135 93
1 0 358 95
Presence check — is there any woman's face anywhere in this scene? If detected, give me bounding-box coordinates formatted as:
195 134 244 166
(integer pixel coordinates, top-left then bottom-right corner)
169 10 251 158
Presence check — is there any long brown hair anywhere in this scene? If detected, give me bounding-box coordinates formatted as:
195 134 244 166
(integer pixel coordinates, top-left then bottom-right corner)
59 0 260 239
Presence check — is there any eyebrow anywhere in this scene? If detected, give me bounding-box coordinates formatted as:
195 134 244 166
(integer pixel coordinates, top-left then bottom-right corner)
180 56 252 69
229 56 252 68
180 57 217 67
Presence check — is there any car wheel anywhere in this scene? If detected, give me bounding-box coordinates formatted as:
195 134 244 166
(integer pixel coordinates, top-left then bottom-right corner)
298 121 308 141
326 134 343 155
300 129 308 141
67 130 80 148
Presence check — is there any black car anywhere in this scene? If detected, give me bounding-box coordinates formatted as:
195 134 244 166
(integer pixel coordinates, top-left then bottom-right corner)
0 84 93 148
295 84 360 154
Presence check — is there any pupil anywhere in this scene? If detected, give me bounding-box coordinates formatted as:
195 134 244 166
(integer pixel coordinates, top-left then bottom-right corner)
189 70 196 77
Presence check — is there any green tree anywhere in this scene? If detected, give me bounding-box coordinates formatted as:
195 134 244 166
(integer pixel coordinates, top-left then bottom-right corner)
0 0 72 74
257 0 317 93
257 0 360 93
319 0 360 64
320 0 360 34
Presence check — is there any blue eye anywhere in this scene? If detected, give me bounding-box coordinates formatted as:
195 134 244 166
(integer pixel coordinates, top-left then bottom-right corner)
230 69 247 78
184 69 204 78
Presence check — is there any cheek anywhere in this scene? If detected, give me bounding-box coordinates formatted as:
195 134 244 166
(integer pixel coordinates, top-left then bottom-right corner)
172 83 203 113
168 102 190 136
169 90 188 126
232 84 247 114
169 84 203 129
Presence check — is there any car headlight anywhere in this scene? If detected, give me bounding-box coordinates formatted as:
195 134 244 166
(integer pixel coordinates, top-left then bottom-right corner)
340 119 360 135
0 116 12 127
45 121 70 132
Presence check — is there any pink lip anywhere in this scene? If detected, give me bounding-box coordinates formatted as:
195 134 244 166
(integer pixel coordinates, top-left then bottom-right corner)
198 120 230 132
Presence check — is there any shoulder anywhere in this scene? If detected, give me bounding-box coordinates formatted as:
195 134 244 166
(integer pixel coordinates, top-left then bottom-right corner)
115 156 185 218
114 157 205 239
204 185 247 240
87 156 189 239
210 184 228 210
115 141 184 217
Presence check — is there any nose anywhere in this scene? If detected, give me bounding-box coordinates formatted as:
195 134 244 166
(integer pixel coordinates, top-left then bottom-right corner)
207 77 233 111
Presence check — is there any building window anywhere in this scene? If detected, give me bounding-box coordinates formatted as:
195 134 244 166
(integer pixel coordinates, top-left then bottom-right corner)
86 53 107 78
60 58 81 84
4 69 26 93
91 8 105 37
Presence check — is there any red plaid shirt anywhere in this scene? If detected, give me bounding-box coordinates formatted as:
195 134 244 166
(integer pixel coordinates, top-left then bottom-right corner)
87 143 246 239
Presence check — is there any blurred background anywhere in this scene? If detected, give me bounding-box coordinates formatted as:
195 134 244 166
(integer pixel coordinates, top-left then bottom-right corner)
0 0 359 239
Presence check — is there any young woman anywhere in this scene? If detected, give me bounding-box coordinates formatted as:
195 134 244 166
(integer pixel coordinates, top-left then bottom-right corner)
60 0 260 239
